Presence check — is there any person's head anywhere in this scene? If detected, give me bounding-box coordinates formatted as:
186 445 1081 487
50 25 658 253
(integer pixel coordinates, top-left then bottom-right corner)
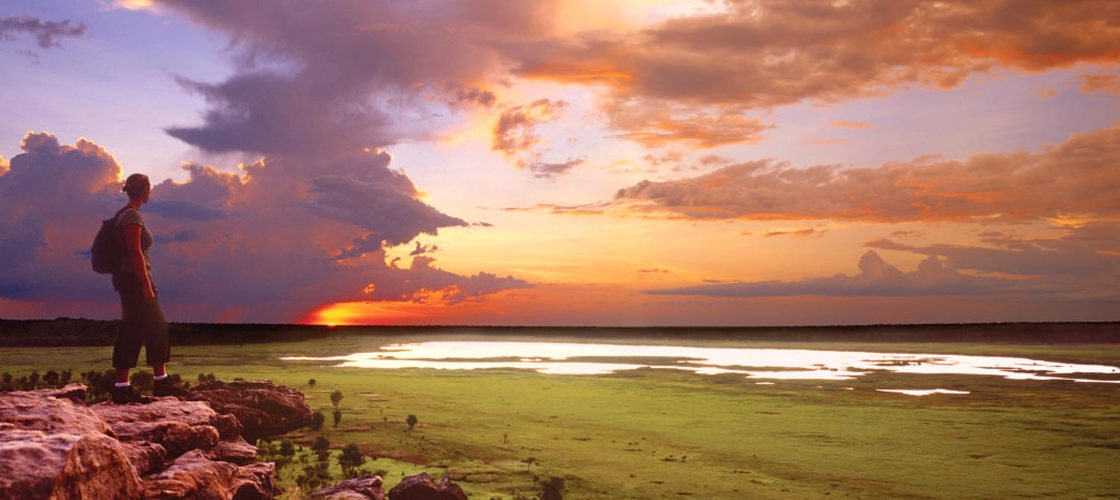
122 173 151 202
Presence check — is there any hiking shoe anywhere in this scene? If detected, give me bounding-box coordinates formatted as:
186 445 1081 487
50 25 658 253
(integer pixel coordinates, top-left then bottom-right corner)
153 377 191 398
111 385 153 404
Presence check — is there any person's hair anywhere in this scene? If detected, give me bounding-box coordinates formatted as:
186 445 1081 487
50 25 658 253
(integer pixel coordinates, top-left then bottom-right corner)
122 173 150 200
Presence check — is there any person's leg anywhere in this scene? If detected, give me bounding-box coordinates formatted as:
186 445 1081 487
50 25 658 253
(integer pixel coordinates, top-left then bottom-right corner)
144 296 187 397
112 274 151 404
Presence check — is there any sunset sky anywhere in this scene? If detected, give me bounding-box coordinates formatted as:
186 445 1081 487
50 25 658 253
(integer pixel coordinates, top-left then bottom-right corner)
1 0 1118 326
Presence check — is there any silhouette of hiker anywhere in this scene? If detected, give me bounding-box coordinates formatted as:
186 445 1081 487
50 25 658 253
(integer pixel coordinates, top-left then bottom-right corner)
109 174 188 404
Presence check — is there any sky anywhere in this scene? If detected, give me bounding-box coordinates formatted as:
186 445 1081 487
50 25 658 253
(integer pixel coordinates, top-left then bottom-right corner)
1 0 1118 326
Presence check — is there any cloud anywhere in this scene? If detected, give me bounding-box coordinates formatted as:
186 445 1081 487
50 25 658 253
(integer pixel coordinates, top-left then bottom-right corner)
496 0 1120 147
526 158 585 179
613 125 1120 222
491 98 568 155
0 132 527 322
0 132 122 301
409 241 438 256
866 222 1120 279
443 82 497 108
1080 73 1120 94
831 120 872 129
604 98 771 148
58 0 543 321
512 1 1120 108
154 0 551 156
763 228 822 238
490 98 582 178
0 16 86 49
648 250 1014 298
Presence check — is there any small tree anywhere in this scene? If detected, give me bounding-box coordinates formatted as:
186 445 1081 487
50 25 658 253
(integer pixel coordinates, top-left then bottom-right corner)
311 436 331 462
333 409 342 427
406 414 418 431
308 378 316 387
297 462 331 492
310 411 326 431
522 456 538 473
279 440 296 461
338 443 366 478
540 477 564 500
330 390 343 409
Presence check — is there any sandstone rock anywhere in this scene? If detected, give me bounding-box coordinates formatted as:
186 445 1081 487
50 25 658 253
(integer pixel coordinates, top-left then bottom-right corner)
311 475 386 500
213 413 243 440
28 383 88 404
0 428 142 500
1 384 285 500
387 473 467 500
92 399 221 458
142 450 277 500
0 387 111 436
188 380 312 442
206 438 258 465
120 441 168 476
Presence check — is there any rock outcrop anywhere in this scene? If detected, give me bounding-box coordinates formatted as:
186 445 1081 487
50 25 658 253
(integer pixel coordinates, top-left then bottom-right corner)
387 473 468 500
187 380 313 443
0 380 309 500
310 476 387 500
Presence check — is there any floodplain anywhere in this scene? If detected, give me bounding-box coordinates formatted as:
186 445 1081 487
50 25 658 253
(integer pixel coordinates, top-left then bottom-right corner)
3 329 1119 499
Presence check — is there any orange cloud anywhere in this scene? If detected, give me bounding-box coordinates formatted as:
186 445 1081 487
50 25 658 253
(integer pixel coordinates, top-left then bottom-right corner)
831 120 873 129
1080 73 1120 94
612 125 1120 223
605 99 771 148
507 0 1120 146
1036 88 1059 99
764 228 823 238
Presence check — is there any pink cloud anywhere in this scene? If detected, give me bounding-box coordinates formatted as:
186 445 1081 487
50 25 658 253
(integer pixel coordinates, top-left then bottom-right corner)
831 120 873 129
647 250 1015 298
614 125 1120 223
1080 73 1120 94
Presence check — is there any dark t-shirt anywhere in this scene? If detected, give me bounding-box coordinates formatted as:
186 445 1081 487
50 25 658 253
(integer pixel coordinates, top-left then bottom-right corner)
115 207 153 278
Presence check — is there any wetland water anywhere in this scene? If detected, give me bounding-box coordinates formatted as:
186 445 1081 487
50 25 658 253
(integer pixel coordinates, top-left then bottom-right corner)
282 341 1120 393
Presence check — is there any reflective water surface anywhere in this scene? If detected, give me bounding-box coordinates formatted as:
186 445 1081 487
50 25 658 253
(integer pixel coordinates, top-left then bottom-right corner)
282 341 1120 389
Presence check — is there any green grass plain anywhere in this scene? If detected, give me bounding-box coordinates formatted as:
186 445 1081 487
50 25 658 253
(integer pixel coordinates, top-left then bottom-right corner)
3 333 1119 499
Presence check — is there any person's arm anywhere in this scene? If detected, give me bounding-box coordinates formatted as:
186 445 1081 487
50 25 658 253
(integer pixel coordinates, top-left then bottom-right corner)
123 224 156 302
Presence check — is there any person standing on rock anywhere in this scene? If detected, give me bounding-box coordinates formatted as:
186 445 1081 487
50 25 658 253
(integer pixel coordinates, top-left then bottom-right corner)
109 173 188 404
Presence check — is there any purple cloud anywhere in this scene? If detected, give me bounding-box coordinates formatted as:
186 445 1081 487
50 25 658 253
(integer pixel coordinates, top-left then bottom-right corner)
0 16 86 49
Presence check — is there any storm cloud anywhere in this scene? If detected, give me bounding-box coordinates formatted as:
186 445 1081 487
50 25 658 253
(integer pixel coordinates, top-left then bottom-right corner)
0 131 527 322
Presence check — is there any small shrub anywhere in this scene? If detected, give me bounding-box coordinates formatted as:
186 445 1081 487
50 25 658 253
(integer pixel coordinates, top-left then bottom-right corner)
406 414 418 430
311 411 326 431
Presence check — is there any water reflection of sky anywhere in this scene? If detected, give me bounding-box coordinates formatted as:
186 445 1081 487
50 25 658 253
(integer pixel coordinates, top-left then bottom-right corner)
281 341 1120 388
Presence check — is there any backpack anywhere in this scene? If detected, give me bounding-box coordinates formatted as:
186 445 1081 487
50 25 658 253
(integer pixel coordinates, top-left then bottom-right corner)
91 207 129 274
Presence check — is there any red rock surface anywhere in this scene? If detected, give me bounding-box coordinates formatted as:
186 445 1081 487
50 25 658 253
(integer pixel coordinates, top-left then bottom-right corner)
311 476 386 500
387 473 468 500
188 380 313 443
0 381 307 499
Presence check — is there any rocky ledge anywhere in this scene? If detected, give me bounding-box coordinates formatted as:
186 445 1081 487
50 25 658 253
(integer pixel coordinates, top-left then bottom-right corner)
0 380 312 499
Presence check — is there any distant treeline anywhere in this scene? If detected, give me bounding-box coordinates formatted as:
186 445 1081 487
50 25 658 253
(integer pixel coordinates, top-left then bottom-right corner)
1 318 1119 347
